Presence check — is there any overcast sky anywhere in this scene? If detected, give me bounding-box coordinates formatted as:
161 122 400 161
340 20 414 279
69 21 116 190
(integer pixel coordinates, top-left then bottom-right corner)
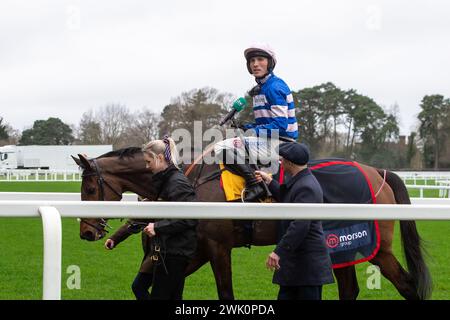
1 0 449 135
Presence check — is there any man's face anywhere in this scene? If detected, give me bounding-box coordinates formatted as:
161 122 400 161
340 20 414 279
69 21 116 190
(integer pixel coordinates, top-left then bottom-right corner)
281 157 294 174
249 56 269 78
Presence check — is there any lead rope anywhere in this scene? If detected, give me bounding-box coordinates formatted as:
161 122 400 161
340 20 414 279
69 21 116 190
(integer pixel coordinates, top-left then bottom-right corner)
151 238 169 275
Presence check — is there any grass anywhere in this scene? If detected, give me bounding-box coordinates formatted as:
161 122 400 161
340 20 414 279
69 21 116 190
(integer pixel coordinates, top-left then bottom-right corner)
0 181 449 300
405 179 450 198
0 181 81 193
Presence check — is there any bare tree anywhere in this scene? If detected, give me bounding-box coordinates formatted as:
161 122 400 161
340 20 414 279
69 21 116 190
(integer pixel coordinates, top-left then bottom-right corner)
124 108 160 147
0 120 20 146
0 117 8 141
76 104 132 149
159 87 232 137
77 109 102 145
97 104 132 148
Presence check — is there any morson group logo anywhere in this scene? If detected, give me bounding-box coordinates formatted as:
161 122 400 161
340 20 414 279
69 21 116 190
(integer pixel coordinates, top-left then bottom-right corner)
326 229 369 249
326 234 339 248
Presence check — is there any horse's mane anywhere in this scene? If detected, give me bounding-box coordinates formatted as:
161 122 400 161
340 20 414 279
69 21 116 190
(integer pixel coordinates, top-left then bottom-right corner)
97 147 143 159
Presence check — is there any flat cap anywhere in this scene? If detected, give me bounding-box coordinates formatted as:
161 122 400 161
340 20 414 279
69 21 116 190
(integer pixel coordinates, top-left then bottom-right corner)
277 142 310 165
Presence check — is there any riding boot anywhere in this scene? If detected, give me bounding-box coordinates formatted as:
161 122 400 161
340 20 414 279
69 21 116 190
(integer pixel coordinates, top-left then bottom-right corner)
224 163 268 202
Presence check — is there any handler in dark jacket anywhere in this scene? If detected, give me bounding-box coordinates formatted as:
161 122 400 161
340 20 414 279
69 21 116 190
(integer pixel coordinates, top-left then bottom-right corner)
255 142 334 300
105 136 197 300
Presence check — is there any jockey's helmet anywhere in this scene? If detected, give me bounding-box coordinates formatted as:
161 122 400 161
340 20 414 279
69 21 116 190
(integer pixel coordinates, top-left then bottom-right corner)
244 44 277 74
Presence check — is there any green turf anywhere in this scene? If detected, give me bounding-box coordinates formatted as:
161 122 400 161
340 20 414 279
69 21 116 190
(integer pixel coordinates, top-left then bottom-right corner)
0 181 449 300
0 182 81 193
404 179 438 185
405 179 449 198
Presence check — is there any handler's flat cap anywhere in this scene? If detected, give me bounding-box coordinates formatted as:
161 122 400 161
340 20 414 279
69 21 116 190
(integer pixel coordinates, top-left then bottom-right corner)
277 142 310 165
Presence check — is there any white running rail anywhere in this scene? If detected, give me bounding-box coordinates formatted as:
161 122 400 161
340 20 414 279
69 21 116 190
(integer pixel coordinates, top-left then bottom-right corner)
0 197 450 300
405 185 450 198
0 169 81 182
396 171 450 186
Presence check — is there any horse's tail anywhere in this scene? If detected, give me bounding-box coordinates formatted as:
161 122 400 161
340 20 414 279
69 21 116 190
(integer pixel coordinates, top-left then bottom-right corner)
377 169 433 300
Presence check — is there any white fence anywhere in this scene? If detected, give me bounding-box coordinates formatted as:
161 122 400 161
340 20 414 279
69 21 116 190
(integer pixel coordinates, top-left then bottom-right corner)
395 171 450 178
0 192 138 201
395 171 450 184
1 170 449 183
1 193 450 300
1 192 449 204
0 169 81 182
405 185 450 198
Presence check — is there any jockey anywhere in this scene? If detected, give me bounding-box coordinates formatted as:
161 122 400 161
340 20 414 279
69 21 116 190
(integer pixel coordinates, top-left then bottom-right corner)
243 44 298 140
216 44 299 202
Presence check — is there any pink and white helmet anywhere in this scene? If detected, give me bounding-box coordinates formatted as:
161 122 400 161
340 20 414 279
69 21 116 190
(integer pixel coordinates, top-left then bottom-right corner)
244 44 277 74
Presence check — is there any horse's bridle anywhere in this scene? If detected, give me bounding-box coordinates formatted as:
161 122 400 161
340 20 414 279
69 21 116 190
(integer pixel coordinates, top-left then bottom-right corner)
79 217 111 234
82 158 122 201
79 158 122 234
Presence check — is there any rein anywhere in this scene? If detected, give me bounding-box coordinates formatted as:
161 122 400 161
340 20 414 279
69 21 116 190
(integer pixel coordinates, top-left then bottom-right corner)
185 144 216 177
78 217 111 233
185 144 223 188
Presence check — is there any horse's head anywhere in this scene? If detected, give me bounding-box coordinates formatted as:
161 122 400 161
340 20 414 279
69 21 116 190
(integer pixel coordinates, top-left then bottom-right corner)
72 148 154 241
72 154 120 241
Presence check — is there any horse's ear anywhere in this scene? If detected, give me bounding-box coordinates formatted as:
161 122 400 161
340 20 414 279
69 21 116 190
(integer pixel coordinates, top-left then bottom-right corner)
78 154 93 171
71 155 82 167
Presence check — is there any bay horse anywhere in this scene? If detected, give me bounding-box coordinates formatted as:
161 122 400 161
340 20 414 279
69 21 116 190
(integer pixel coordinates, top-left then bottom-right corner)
73 147 432 300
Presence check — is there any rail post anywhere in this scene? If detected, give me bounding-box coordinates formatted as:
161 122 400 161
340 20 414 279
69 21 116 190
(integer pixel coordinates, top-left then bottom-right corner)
38 206 62 300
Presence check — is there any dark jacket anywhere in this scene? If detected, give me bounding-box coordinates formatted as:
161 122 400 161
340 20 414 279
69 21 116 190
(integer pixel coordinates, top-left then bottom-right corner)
268 168 334 286
151 164 198 259
109 164 198 272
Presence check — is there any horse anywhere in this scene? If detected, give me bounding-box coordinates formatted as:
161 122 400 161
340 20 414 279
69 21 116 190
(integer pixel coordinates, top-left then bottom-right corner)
72 147 432 300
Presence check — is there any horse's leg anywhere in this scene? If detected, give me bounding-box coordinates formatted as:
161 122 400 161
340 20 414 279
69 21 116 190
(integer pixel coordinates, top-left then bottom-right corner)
367 169 431 299
360 165 422 299
370 219 414 296
193 177 235 299
185 245 209 277
369 220 423 300
333 266 359 300
369 210 419 299
207 239 235 300
369 247 419 300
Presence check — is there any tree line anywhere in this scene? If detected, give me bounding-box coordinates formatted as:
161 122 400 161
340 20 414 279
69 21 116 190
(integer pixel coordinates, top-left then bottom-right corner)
1 83 449 169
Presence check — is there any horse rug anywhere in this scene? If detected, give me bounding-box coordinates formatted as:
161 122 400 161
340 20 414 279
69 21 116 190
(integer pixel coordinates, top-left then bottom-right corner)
219 159 381 269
